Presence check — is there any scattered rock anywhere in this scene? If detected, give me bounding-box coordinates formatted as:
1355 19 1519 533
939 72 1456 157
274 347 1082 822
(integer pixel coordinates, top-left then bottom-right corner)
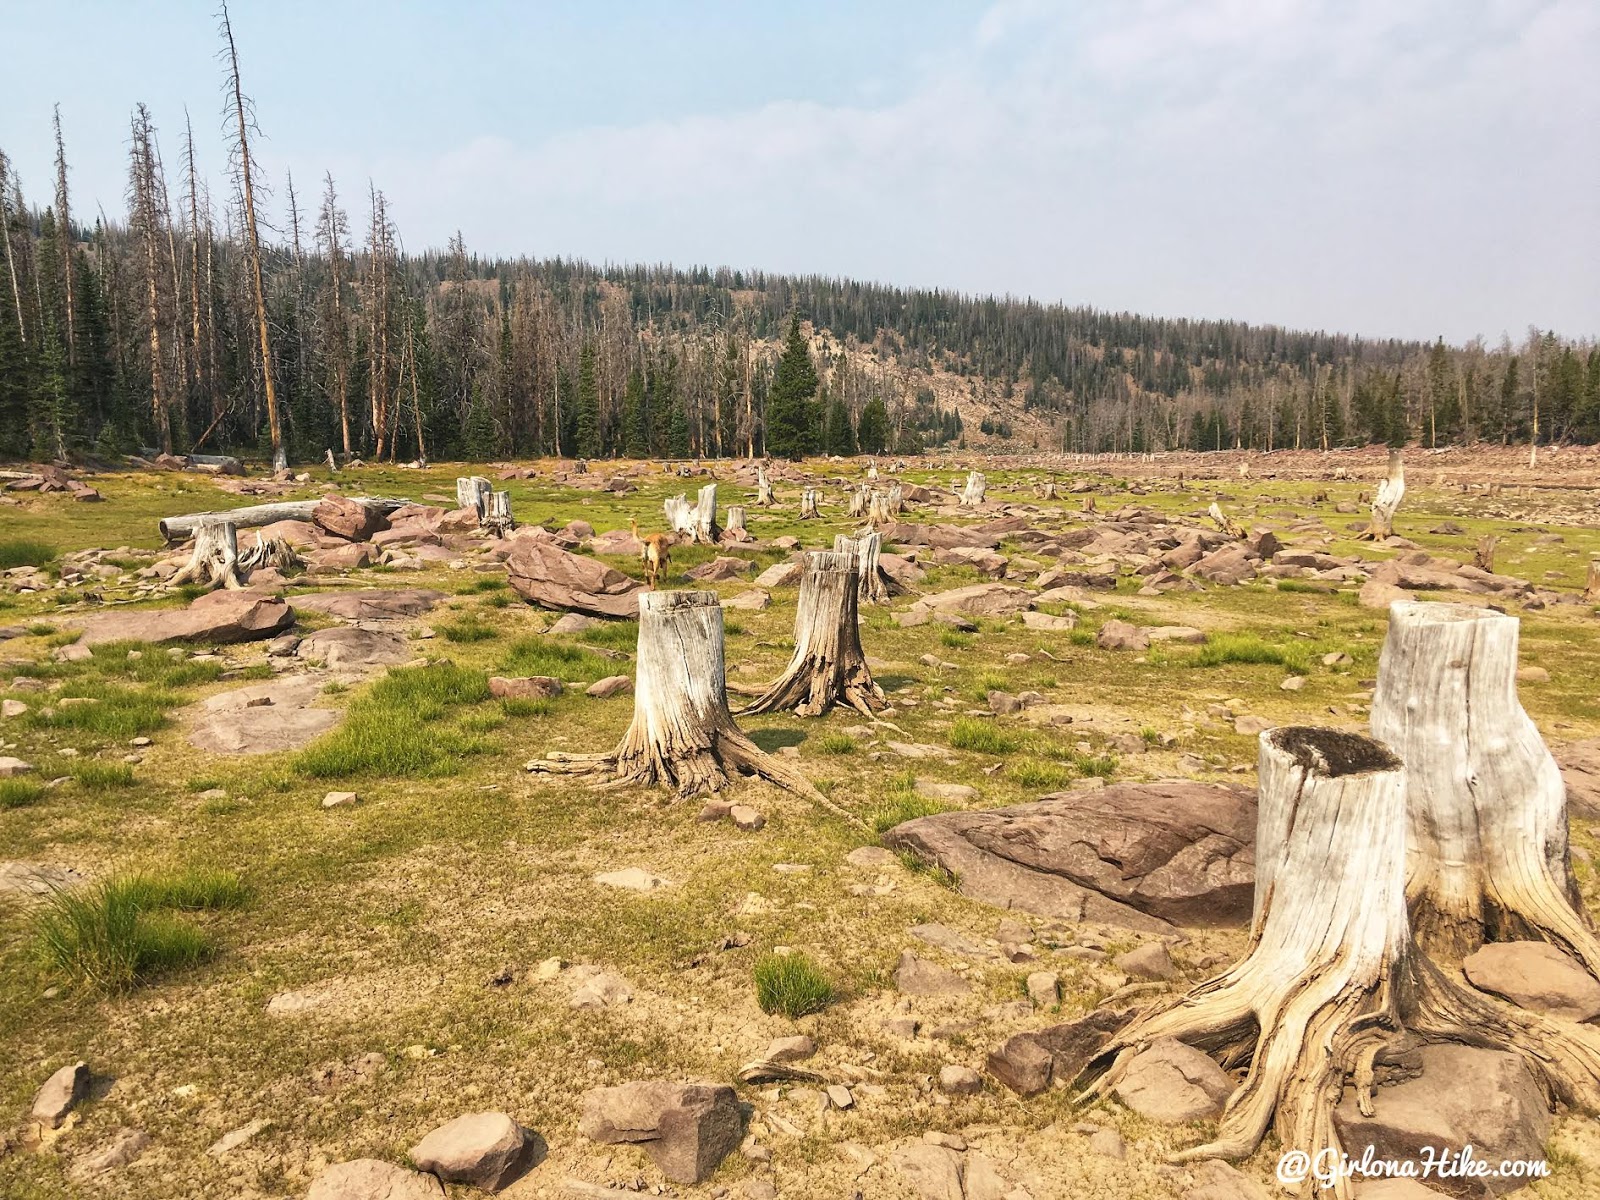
409 1112 537 1193
306 1158 444 1200
187 675 341 755
916 780 978 802
1087 1128 1126 1160
296 626 412 669
0 756 35 777
293 588 447 621
846 846 898 869
207 1118 270 1157
1182 1159 1273 1200
548 613 596 634
1461 941 1600 1022
1 861 86 895
312 496 391 542
1116 942 1179 981
1555 739 1600 820
938 1064 983 1095
893 951 971 996
729 804 766 831
688 556 752 582
1021 611 1076 632
767 1035 816 1062
31 1061 89 1128
587 675 633 699
569 968 634 1010
986 1008 1135 1096
1233 714 1275 736
890 1143 965 1200
1026 971 1060 1007
76 591 295 646
489 676 564 700
1 698 28 718
506 541 643 618
578 1081 742 1184
322 791 360 809
1114 1038 1234 1124
1096 619 1149 651
826 1083 855 1109
915 583 1033 618
71 1128 150 1178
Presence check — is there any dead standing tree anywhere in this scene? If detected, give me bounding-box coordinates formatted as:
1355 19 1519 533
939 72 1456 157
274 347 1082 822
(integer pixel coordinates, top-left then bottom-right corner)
744 551 886 718
1360 450 1405 541
526 591 857 821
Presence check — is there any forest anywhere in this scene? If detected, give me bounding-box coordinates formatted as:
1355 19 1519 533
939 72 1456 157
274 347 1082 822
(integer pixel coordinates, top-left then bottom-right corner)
2 43 1598 467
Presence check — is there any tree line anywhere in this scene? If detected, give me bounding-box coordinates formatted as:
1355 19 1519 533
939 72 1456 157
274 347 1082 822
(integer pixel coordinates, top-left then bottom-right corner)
1 21 1596 464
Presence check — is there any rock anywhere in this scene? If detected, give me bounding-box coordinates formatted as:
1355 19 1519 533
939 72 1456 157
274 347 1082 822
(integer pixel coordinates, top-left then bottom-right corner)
409 1111 536 1193
308 543 373 571
1360 579 1411 609
1461 941 1600 1022
257 518 322 546
322 791 360 809
1349 1181 1451 1200
76 592 295 646
296 626 411 669
893 950 971 996
911 923 994 958
916 780 978 802
1 861 87 895
986 690 1022 715
548 612 597 634
1555 739 1600 821
688 556 752 582
54 642 94 662
938 1064 983 1095
586 674 632 699
890 1143 965 1200
846 846 897 868
1332 1045 1551 1199
187 675 341 754
71 1128 150 1178
1087 1128 1125 1160
293 588 447 621
935 546 1008 576
506 542 643 617
1192 546 1257 586
1116 942 1179 981
722 589 770 610
882 781 1257 929
306 1159 444 1199
1096 619 1149 651
312 496 390 542
1516 665 1550 684
0 756 35 777
594 868 673 892
986 1008 1134 1095
741 1181 778 1200
1280 675 1307 691
1114 1038 1234 1124
207 1118 270 1157
1146 625 1206 644
767 1035 816 1062
1183 1159 1273 1200
1021 610 1077 632
729 804 766 831
1233 714 1275 735
2 698 29 718
32 1061 89 1128
826 1083 855 1109
578 1081 742 1184
489 675 564 700
753 561 804 588
916 583 1034 618
1026 971 1060 1007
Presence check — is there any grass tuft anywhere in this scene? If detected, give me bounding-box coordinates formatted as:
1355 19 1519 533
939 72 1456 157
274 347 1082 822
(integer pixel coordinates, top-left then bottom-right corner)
72 762 137 792
0 538 56 570
816 732 857 755
296 663 494 778
0 779 46 809
439 615 500 643
1008 760 1072 790
1187 633 1311 673
502 637 610 681
870 792 949 834
949 717 1019 755
753 952 834 1018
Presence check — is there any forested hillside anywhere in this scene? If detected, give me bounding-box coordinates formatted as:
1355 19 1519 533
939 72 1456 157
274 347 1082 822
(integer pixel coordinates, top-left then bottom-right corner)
3 110 1597 466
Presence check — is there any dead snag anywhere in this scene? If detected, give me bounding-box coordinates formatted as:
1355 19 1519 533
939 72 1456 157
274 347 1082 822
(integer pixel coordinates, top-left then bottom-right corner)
745 551 886 718
664 483 719 544
887 483 903 514
1473 535 1497 572
834 531 899 604
959 471 986 506
1207 501 1246 540
528 591 845 813
1361 450 1405 540
1371 601 1600 977
799 488 820 519
754 465 776 506
169 520 246 590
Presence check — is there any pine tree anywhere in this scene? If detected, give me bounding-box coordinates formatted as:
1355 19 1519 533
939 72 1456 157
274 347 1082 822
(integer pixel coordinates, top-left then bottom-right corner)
857 396 888 455
824 395 857 456
621 366 648 457
575 342 601 458
765 313 819 460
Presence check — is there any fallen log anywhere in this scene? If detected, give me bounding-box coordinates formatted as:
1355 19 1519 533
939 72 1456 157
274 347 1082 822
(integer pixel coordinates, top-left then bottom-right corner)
158 497 409 543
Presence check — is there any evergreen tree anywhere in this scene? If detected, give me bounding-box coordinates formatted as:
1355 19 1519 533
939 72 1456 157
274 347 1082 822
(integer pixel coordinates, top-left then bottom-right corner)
823 395 856 456
765 313 819 459
461 385 498 460
666 398 690 458
856 395 889 455
621 366 649 457
575 342 601 458
649 353 677 457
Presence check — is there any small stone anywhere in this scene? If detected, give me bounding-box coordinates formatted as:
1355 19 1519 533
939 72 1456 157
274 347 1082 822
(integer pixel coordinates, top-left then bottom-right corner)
586 674 633 699
207 1118 270 1157
826 1084 855 1109
532 956 564 981
729 804 766 831
916 779 978 802
699 799 734 822
1116 942 1179 981
1517 666 1550 684
767 1035 816 1063
1087 1128 1125 1160
894 951 972 996
1280 676 1307 691
306 1159 444 1199
72 1128 150 1177
1026 971 1060 1008
1114 1038 1233 1124
130 736 152 747
938 1064 983 1095
322 790 360 809
881 1017 919 1039
0 756 35 777
1 698 27 718
891 1144 965 1200
31 1060 89 1128
741 1182 778 1200
1233 714 1275 736
409 1111 535 1193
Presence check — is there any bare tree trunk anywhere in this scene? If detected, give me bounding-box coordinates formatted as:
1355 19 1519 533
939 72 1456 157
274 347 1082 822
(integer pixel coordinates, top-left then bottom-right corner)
721 505 751 543
754 464 776 506
887 483 903 514
664 483 718 543
0 149 25 344
1585 561 1600 604
847 485 869 518
526 591 842 810
744 551 886 718
51 107 74 364
159 496 407 542
834 531 899 604
130 107 171 456
1362 450 1405 540
483 490 515 537
456 475 491 517
959 471 986 507
1371 601 1600 976
169 520 245 590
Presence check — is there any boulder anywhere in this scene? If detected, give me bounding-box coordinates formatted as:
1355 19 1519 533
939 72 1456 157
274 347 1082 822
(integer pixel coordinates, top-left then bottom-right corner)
489 676 564 701
882 781 1256 929
76 591 295 647
753 560 803 588
587 675 633 699
308 543 374 571
589 527 644 556
687 556 752 582
296 627 411 669
256 518 322 546
409 1112 537 1193
986 1008 1135 1095
1555 739 1600 821
916 583 1033 618
890 1144 965 1200
293 588 447 621
306 1159 444 1200
1332 1045 1551 1199
578 1081 742 1184
1021 610 1076 632
549 612 597 635
1191 546 1258 586
32 1061 89 1128
1461 941 1600 1022
312 496 391 542
0 756 35 777
938 1064 983 1095
1095 619 1149 651
506 542 643 618
935 546 1008 577
1114 1037 1234 1123
1116 941 1179 981
1360 579 1412 609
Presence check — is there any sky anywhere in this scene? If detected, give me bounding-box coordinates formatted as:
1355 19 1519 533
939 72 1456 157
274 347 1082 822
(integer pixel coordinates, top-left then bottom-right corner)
3 0 1597 344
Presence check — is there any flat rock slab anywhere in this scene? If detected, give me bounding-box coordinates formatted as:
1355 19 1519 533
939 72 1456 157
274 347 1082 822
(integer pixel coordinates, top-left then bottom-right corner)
296 627 412 669
1461 940 1600 1022
1 861 88 896
187 675 342 755
306 1159 444 1199
882 780 1257 930
1114 1037 1234 1124
75 592 294 647
1556 739 1600 821
293 588 447 622
579 1081 741 1184
506 541 643 618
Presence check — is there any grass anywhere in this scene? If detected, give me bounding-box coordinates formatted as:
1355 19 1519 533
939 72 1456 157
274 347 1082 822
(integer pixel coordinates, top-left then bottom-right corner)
939 630 973 649
501 697 556 718
948 716 1019 755
578 620 640 650
1008 760 1072 790
0 538 55 570
816 732 857 755
0 779 46 808
869 792 949 834
895 849 961 889
439 615 500 643
1187 633 1311 674
71 762 137 792
501 637 610 681
34 868 248 993
753 952 834 1018
30 683 175 739
296 663 494 779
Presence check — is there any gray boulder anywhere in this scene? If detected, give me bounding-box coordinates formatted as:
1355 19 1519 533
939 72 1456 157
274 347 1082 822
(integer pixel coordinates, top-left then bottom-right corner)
409 1111 537 1193
578 1081 741 1184
1113 1038 1234 1124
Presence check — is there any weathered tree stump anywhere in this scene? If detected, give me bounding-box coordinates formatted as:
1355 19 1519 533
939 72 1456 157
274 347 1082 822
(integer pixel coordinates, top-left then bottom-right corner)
456 475 491 518
1361 450 1405 540
744 551 886 718
483 490 515 537
169 520 246 590
1473 534 1497 572
722 505 750 543
887 483 903 514
866 490 892 527
847 485 869 519
867 462 879 481
834 531 898 604
959 471 986 507
1371 600 1600 976
664 483 719 544
754 465 776 507
799 488 820 520
1208 501 1246 539
527 592 847 814
324 448 338 473
1037 479 1057 500
236 530 301 574
1584 560 1600 603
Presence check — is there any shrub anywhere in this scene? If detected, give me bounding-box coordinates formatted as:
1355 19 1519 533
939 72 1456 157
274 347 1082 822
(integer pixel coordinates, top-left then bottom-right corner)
1187 634 1310 674
949 717 1018 755
72 762 137 792
753 952 834 1018
0 539 55 570
0 779 45 809
817 732 856 755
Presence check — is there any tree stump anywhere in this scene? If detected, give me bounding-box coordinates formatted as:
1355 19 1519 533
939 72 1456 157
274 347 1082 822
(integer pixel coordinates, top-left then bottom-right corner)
663 483 718 543
847 485 869 519
754 465 776 507
236 530 301 574
867 462 879 481
1371 600 1600 976
1037 479 1057 500
527 592 847 814
723 505 750 543
1473 534 1497 573
456 475 491 518
744 552 886 718
169 520 246 590
834 532 898 604
483 490 515 537
959 471 986 507
799 488 820 519
1207 501 1246 539
1362 450 1405 540
866 490 892 527
887 483 903 514
324 448 338 473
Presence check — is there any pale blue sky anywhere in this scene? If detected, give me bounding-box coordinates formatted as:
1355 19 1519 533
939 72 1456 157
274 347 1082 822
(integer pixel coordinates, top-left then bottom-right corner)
4 1 1597 343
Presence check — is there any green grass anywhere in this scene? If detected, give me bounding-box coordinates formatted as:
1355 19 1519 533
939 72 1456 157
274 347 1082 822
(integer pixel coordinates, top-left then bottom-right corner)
71 762 137 792
30 683 175 739
939 630 973 649
816 732 857 755
1275 578 1334 594
0 538 55 569
0 779 46 809
1186 633 1311 673
578 620 640 650
439 615 500 643
869 792 949 834
34 868 247 993
895 849 961 889
948 717 1019 755
501 697 556 718
1008 760 1072 790
753 952 834 1018
296 663 494 779
502 637 610 681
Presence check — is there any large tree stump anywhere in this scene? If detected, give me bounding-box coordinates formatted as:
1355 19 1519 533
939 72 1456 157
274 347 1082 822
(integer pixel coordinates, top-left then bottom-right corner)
1361 450 1405 540
834 532 899 604
847 485 869 519
456 475 491 518
959 471 986 507
236 530 301 575
887 483 903 514
169 520 246 590
1208 501 1246 539
799 488 820 520
744 551 886 718
1584 560 1600 603
754 465 776 507
866 462 879 481
866 489 893 527
722 505 751 543
1078 726 1600 1196
527 592 850 815
1473 534 1497 572
665 484 719 544
483 490 515 537
1371 600 1600 976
